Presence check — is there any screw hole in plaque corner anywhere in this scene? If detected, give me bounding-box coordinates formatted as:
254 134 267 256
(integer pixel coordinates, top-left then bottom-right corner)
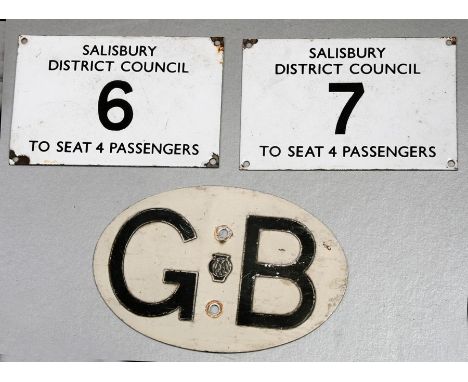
206 300 223 318
243 39 258 49
9 150 30 165
210 37 224 50
447 159 456 168
204 153 219 168
445 36 457 46
241 160 250 169
20 36 28 45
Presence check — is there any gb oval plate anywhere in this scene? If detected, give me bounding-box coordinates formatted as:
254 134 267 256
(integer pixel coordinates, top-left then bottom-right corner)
93 186 348 352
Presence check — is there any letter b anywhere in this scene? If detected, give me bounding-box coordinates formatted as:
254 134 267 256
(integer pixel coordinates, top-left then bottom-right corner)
236 215 316 329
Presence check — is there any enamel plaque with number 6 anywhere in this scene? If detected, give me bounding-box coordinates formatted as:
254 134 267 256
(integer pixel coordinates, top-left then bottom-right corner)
10 35 223 167
93 187 348 352
240 38 457 170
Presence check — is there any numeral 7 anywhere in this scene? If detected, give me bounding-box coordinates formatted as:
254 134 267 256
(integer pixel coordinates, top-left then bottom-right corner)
329 82 364 135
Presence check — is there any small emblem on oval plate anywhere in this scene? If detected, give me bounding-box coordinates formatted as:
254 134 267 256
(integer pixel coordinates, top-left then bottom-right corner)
93 186 348 352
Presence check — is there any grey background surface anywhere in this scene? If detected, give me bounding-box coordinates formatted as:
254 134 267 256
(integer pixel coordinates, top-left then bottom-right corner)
0 19 467 361
0 20 5 114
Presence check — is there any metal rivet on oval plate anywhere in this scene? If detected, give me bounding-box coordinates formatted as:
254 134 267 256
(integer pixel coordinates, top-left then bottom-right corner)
215 225 233 242
206 300 223 318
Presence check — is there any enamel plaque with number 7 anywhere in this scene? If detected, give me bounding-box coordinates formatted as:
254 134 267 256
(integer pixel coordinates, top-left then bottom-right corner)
10 35 223 167
240 38 457 170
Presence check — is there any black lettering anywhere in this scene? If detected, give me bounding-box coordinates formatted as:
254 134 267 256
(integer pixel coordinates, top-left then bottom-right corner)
109 208 198 320
236 215 316 329
49 60 59 71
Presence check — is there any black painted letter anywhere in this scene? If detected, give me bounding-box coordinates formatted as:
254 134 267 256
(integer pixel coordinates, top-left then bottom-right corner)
237 215 316 329
108 208 198 321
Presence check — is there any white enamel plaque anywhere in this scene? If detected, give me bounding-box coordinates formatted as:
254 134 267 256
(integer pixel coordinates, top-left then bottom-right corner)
10 35 224 167
94 186 348 352
240 38 457 170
